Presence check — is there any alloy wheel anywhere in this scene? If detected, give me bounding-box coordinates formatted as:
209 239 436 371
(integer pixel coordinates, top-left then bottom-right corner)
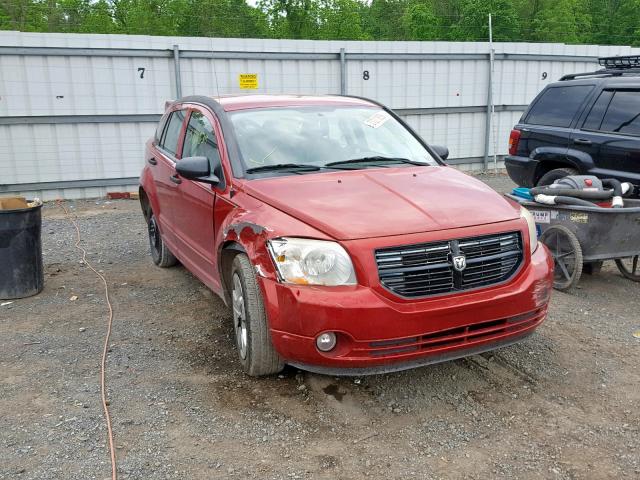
232 273 248 360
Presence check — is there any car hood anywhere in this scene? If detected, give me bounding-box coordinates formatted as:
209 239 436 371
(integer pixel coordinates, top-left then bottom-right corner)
242 166 521 240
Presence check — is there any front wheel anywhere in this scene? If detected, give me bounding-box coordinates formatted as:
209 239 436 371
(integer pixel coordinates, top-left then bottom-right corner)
615 256 640 282
230 254 284 376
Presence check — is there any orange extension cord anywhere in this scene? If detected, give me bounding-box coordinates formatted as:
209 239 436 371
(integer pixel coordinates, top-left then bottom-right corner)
59 202 118 480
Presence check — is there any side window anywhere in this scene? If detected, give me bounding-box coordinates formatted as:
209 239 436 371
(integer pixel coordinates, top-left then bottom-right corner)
599 91 640 136
154 113 169 143
182 111 222 173
160 110 186 156
582 90 614 131
525 85 593 128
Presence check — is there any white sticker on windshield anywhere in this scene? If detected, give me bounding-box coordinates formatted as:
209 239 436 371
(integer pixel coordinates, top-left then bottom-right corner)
364 111 391 128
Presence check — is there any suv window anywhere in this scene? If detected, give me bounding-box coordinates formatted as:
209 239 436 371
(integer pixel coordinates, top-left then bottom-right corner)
526 85 593 128
160 110 186 156
582 90 614 131
599 91 640 136
182 111 221 169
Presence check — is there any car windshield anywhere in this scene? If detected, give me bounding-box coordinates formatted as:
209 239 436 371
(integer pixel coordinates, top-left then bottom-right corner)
228 106 439 174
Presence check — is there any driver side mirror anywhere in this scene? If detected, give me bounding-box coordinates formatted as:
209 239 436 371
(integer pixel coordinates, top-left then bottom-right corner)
176 156 219 185
431 145 449 161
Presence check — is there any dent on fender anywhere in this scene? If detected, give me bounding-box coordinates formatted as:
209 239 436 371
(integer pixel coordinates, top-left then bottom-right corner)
221 215 278 280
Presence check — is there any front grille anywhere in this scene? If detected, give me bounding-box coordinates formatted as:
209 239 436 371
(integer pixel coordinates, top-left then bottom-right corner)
375 231 523 298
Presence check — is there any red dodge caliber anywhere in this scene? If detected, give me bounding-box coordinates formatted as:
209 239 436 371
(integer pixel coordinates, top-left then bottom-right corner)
139 94 554 376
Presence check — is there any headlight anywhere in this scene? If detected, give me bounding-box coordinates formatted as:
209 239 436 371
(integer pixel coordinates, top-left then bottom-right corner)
520 207 538 254
267 237 357 286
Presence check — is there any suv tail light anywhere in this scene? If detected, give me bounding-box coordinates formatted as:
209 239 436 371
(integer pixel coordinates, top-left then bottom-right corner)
508 129 521 156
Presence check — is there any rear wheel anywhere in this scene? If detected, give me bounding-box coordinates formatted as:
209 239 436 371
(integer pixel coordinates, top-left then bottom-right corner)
540 225 583 291
230 254 284 376
537 167 578 187
615 256 640 282
148 213 178 268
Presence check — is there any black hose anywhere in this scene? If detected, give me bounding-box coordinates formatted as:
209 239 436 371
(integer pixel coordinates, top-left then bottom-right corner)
529 186 613 199
601 179 622 197
552 196 600 207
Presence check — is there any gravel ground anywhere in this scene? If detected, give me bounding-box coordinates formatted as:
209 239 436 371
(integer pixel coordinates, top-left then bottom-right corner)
1 172 639 480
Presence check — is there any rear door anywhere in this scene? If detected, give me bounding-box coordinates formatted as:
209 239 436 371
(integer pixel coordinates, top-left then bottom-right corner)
573 89 640 183
518 84 594 158
170 107 224 291
152 108 188 246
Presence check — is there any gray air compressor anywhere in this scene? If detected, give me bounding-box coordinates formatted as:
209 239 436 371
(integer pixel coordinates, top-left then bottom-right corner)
530 176 635 208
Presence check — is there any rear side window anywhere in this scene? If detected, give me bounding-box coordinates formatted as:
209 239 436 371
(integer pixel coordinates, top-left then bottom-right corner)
599 91 640 136
160 110 186 156
526 85 593 128
154 113 169 143
582 90 614 131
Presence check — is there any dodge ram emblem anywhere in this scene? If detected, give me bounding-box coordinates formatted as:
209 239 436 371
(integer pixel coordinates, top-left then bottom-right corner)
452 254 467 272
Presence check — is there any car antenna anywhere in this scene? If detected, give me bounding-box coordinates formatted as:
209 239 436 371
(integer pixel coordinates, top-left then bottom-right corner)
211 40 221 99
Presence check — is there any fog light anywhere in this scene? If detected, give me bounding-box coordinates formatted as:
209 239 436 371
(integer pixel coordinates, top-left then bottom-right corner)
316 332 337 352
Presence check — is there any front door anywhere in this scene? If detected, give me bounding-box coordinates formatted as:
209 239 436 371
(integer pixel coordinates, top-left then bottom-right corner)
170 108 222 291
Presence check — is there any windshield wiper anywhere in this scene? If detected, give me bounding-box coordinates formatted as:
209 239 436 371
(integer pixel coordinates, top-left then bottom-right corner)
325 156 429 168
245 163 322 174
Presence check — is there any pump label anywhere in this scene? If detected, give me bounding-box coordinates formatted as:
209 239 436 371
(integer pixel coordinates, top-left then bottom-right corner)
570 212 588 223
531 210 550 224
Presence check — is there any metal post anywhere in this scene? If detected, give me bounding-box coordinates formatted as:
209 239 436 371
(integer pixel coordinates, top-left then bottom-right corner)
339 47 346 95
483 14 494 172
173 44 182 99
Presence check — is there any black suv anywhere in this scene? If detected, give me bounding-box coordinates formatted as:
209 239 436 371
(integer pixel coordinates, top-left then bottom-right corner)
505 56 640 188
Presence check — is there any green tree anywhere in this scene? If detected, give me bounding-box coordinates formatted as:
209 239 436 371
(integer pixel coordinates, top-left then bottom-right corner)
0 0 48 31
402 0 439 40
452 0 520 41
178 0 269 38
530 0 591 43
258 0 321 39
364 0 408 40
318 0 368 40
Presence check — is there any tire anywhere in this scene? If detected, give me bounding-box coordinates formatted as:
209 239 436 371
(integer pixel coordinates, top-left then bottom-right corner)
540 224 583 291
536 167 578 187
230 254 284 376
147 212 178 268
615 256 640 282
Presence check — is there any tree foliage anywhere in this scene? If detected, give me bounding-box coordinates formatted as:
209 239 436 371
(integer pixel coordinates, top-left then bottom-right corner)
1 0 640 45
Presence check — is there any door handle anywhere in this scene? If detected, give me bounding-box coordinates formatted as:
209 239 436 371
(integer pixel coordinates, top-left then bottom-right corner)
169 174 182 185
148 157 157 165
573 138 592 146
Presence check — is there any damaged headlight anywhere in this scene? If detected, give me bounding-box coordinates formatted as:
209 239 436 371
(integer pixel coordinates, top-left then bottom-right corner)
520 207 538 254
267 238 357 286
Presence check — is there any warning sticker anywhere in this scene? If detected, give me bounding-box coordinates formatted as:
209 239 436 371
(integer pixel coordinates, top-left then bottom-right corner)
570 212 588 223
531 210 550 224
239 73 258 89
364 111 391 128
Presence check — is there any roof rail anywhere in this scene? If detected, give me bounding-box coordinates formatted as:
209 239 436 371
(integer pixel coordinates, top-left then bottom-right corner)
559 55 640 81
560 68 640 81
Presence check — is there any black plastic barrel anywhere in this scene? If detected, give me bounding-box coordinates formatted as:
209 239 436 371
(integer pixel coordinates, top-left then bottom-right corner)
0 203 44 299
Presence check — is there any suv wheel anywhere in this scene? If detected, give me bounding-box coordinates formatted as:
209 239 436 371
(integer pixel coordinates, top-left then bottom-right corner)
536 167 578 186
230 254 284 376
148 212 178 267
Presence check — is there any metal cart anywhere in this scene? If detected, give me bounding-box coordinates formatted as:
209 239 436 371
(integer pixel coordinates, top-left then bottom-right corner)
507 196 640 290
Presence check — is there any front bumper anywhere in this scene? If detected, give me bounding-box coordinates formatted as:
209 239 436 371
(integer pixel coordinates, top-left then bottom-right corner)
261 244 554 374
